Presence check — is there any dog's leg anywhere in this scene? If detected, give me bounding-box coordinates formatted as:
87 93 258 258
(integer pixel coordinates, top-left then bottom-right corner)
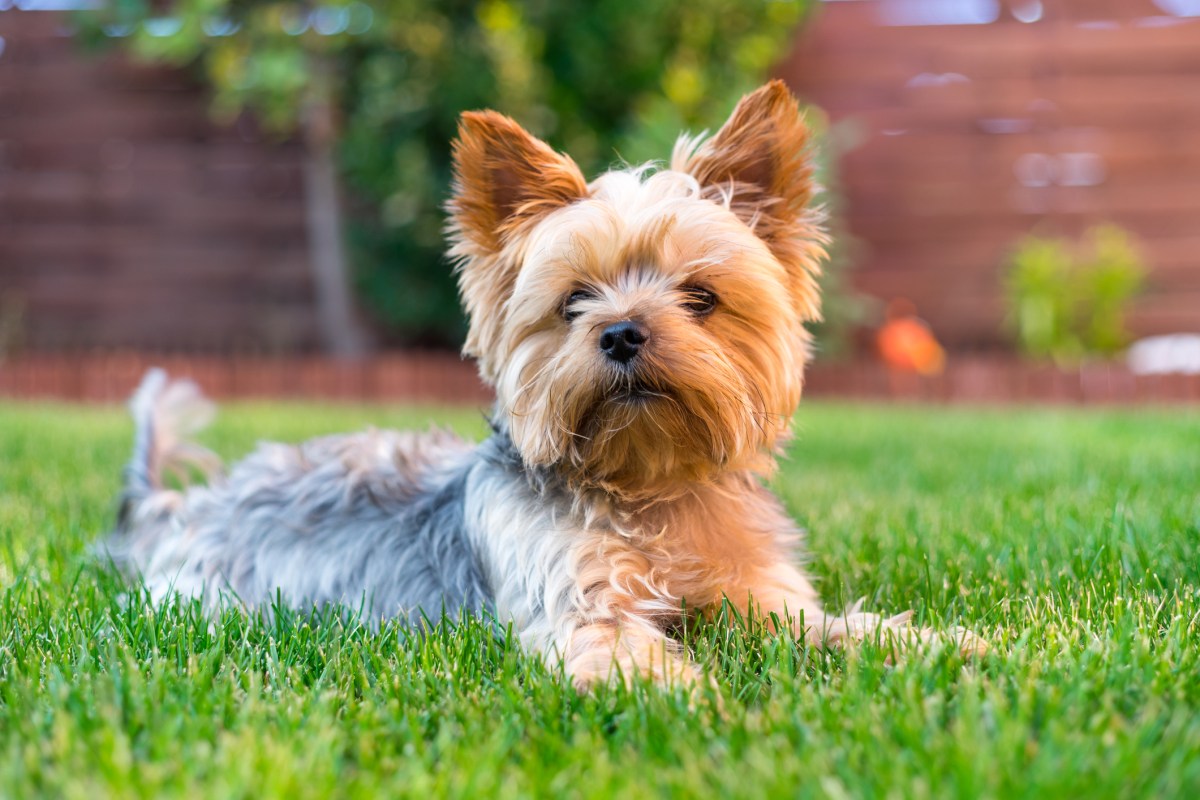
729 562 987 658
553 542 702 692
561 612 699 692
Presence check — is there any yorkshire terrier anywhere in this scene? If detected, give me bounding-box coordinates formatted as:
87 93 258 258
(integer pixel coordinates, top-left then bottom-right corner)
105 82 984 689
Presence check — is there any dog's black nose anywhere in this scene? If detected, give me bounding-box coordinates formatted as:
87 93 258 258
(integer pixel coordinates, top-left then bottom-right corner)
599 321 648 365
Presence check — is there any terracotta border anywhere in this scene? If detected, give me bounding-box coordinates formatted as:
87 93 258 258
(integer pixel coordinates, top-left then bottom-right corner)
0 354 1197 405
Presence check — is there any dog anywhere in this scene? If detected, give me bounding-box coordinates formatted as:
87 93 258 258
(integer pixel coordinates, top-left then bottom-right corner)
105 81 984 689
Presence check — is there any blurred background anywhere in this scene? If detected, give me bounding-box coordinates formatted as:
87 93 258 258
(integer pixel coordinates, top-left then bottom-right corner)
1 0 1198 403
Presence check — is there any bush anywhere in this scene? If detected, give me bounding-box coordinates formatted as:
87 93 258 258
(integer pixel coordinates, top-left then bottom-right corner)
1004 225 1146 364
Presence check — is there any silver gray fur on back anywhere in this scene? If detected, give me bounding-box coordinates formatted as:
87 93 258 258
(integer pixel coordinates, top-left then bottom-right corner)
106 369 505 625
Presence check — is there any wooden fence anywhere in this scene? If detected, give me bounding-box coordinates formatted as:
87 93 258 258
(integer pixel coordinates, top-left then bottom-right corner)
0 9 317 352
2 354 1197 405
782 0 1200 349
3 3 1199 356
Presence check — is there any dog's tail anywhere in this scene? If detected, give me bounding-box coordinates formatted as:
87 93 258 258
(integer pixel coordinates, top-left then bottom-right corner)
116 368 221 531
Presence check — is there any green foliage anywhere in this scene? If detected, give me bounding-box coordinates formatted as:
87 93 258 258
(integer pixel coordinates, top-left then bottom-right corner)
1005 225 1146 364
4 400 1200 796
78 0 811 346
801 118 875 360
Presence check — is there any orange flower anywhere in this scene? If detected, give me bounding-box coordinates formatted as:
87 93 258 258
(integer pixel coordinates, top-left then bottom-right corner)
877 302 945 375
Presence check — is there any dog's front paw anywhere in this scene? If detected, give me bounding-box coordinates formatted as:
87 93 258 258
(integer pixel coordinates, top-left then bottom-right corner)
939 625 990 658
822 606 988 661
563 626 707 694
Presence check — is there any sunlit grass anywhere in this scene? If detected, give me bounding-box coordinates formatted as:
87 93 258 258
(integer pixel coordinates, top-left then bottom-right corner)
2 400 1198 798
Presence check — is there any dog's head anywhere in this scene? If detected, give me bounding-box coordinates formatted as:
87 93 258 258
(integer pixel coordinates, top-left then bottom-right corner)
448 81 826 499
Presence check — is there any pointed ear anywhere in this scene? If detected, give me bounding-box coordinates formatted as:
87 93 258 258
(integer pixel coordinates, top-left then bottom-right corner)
448 111 588 253
674 80 818 246
675 80 825 320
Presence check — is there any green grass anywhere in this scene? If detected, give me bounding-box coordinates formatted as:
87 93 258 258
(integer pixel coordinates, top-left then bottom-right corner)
2 400 1199 798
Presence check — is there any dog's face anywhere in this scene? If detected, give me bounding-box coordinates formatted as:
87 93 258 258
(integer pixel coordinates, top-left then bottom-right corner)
448 82 826 498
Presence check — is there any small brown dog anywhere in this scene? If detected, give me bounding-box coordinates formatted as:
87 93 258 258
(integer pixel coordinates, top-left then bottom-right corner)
106 81 984 690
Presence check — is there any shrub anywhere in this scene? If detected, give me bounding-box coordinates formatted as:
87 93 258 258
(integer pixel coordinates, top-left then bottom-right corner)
1004 225 1146 364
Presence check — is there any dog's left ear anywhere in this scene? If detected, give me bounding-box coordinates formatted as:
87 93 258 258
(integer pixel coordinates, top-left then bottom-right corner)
676 81 824 315
678 80 816 233
448 111 588 254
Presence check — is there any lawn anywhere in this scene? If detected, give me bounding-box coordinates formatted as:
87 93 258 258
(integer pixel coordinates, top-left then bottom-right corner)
2 399 1198 798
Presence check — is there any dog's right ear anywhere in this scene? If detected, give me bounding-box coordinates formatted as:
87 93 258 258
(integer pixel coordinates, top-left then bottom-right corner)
448 111 588 254
449 112 587 381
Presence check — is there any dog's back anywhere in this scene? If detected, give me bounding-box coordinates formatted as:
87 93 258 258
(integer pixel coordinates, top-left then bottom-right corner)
105 370 493 624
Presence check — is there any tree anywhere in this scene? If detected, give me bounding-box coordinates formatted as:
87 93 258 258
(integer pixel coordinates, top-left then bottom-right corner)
79 0 810 347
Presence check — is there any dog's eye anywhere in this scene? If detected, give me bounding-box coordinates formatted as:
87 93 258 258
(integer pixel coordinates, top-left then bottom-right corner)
562 289 594 322
681 287 717 316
